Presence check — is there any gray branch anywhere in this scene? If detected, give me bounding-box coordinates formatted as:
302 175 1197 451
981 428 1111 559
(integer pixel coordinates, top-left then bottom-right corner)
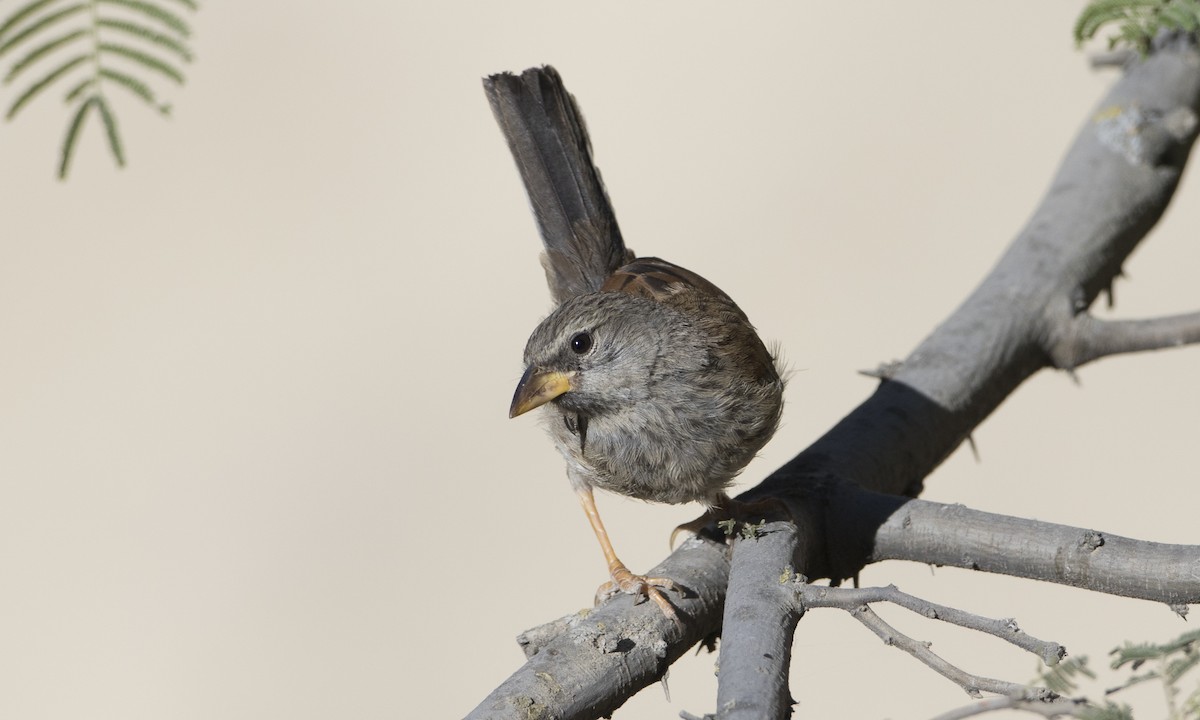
928 696 1090 720
471 32 1200 720
850 603 1051 700
792 583 1065 666
711 522 802 720
1046 309 1200 369
867 494 1200 607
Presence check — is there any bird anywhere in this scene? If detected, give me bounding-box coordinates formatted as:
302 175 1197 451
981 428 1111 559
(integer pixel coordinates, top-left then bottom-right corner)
487 66 785 624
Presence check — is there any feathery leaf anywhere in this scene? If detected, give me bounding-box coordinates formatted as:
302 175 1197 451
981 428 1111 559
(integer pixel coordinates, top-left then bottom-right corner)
99 42 184 82
96 18 192 61
1165 651 1199 684
1079 702 1135 720
58 93 94 178
164 0 198 9
1161 0 1200 29
6 52 86 118
1037 655 1096 695
1075 0 1200 53
0 3 87 58
62 75 91 102
97 0 191 37
94 93 125 167
98 66 165 111
5 28 86 83
0 0 66 44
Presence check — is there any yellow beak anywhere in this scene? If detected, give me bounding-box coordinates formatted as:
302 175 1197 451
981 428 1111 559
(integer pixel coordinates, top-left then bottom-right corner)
509 367 574 418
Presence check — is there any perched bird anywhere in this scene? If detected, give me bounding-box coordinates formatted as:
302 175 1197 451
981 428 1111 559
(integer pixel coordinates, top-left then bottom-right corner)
487 67 784 623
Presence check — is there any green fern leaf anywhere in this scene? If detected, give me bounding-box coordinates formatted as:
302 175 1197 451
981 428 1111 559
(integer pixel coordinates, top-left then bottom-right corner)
1106 669 1162 694
97 0 191 37
1111 642 1164 669
1183 684 1200 718
1079 701 1135 720
1159 628 1200 653
1037 656 1096 695
98 43 184 83
1075 0 1166 48
1160 3 1199 29
5 0 197 175
1075 0 1151 44
94 94 125 167
6 52 86 118
58 93 94 178
98 66 164 111
62 75 91 102
0 0 68 44
1165 650 1199 684
96 19 192 61
0 3 87 58
4 28 86 83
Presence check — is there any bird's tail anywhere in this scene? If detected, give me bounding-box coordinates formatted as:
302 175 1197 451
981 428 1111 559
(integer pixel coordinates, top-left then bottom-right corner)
483 65 633 305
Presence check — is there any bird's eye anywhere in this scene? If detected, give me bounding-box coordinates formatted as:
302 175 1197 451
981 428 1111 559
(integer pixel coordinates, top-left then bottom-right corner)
570 331 593 354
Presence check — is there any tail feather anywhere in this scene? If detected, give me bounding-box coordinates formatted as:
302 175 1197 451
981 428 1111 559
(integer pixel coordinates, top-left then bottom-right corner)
483 66 633 305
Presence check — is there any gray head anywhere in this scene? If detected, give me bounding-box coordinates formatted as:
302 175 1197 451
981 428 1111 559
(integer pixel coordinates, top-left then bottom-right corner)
509 291 695 418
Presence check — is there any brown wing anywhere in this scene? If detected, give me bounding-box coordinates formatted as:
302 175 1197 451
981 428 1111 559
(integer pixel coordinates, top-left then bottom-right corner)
601 257 738 308
603 257 778 383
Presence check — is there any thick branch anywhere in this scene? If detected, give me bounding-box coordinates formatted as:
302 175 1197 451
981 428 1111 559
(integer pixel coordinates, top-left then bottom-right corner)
864 493 1200 606
469 536 728 720
711 523 801 720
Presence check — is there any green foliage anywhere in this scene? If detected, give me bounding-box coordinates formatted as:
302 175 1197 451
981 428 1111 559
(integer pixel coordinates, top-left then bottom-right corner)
1033 630 1200 719
1038 655 1097 695
1079 702 1136 720
1107 629 1200 719
0 0 197 178
1075 0 1200 53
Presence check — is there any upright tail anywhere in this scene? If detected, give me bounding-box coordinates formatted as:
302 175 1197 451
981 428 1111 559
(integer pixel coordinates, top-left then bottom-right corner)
483 66 633 305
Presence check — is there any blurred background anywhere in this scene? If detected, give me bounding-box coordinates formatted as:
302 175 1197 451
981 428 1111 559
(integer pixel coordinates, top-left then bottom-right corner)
1 2 1197 718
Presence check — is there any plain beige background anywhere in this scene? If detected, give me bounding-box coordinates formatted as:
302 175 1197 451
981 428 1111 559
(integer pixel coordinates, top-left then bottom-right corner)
1 2 1197 718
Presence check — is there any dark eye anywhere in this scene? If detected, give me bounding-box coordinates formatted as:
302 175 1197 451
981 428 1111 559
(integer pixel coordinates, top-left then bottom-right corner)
570 331 593 354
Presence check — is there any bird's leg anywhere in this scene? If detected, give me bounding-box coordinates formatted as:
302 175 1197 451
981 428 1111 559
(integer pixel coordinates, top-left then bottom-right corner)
575 485 682 625
670 492 791 548
670 492 734 549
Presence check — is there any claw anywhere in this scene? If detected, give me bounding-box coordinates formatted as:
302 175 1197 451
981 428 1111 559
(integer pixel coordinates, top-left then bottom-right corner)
596 565 684 627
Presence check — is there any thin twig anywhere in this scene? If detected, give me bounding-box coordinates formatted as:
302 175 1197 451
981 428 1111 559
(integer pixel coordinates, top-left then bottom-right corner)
850 604 1055 700
1090 49 1139 69
928 696 1090 720
793 583 1066 665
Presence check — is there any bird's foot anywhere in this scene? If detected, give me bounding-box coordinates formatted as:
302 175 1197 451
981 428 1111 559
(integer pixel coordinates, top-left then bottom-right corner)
596 564 684 627
670 510 720 549
671 495 791 549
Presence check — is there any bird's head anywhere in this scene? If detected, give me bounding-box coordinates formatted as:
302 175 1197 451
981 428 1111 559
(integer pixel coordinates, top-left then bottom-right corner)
509 292 677 418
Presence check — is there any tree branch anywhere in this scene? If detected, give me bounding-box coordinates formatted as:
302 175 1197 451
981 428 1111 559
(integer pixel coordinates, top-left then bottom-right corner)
792 583 1065 665
711 522 801 720
865 492 1200 607
849 603 1051 700
928 696 1089 720
469 536 728 720
1046 310 1200 369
